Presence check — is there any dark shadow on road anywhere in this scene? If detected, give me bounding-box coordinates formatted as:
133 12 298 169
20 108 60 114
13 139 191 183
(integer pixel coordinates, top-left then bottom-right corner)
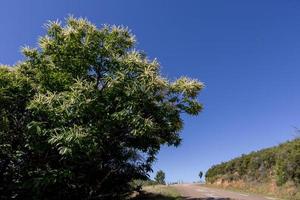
132 193 177 200
133 193 232 200
182 197 231 200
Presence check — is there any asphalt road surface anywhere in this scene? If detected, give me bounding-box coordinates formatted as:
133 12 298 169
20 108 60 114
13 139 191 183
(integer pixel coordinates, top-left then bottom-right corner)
172 184 279 200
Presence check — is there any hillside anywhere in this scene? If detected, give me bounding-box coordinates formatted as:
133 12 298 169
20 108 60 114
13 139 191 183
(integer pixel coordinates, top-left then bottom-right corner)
205 138 300 199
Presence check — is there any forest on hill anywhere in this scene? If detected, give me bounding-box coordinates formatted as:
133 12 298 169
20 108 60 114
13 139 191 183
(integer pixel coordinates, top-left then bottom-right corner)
205 138 300 199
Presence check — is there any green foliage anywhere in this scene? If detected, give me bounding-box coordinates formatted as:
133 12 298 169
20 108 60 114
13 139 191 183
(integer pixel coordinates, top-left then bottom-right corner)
0 17 203 199
205 138 300 187
0 66 34 199
155 170 166 185
275 139 300 186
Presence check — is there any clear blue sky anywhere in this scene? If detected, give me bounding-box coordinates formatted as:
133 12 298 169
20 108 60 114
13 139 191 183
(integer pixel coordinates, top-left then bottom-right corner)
1 0 300 183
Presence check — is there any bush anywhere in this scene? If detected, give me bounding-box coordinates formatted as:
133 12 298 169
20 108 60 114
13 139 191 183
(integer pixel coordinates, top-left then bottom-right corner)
206 138 300 187
154 170 166 185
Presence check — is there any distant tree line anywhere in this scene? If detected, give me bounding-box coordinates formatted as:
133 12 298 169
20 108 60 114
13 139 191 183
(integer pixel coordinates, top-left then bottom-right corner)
205 138 300 187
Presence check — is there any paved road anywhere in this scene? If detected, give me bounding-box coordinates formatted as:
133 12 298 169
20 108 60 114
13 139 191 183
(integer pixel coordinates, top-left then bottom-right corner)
172 184 279 200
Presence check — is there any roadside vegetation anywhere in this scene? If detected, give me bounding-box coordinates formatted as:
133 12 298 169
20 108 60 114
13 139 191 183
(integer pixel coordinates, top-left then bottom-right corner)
206 138 300 199
155 170 166 185
131 170 166 193
132 185 182 200
132 170 183 200
0 17 203 199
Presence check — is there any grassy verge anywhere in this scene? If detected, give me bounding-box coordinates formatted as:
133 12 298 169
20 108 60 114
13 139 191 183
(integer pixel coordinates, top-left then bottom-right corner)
132 185 182 200
204 183 297 200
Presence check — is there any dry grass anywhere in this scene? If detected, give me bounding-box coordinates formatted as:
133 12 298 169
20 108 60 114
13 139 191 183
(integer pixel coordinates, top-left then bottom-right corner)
132 185 182 200
205 182 300 200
